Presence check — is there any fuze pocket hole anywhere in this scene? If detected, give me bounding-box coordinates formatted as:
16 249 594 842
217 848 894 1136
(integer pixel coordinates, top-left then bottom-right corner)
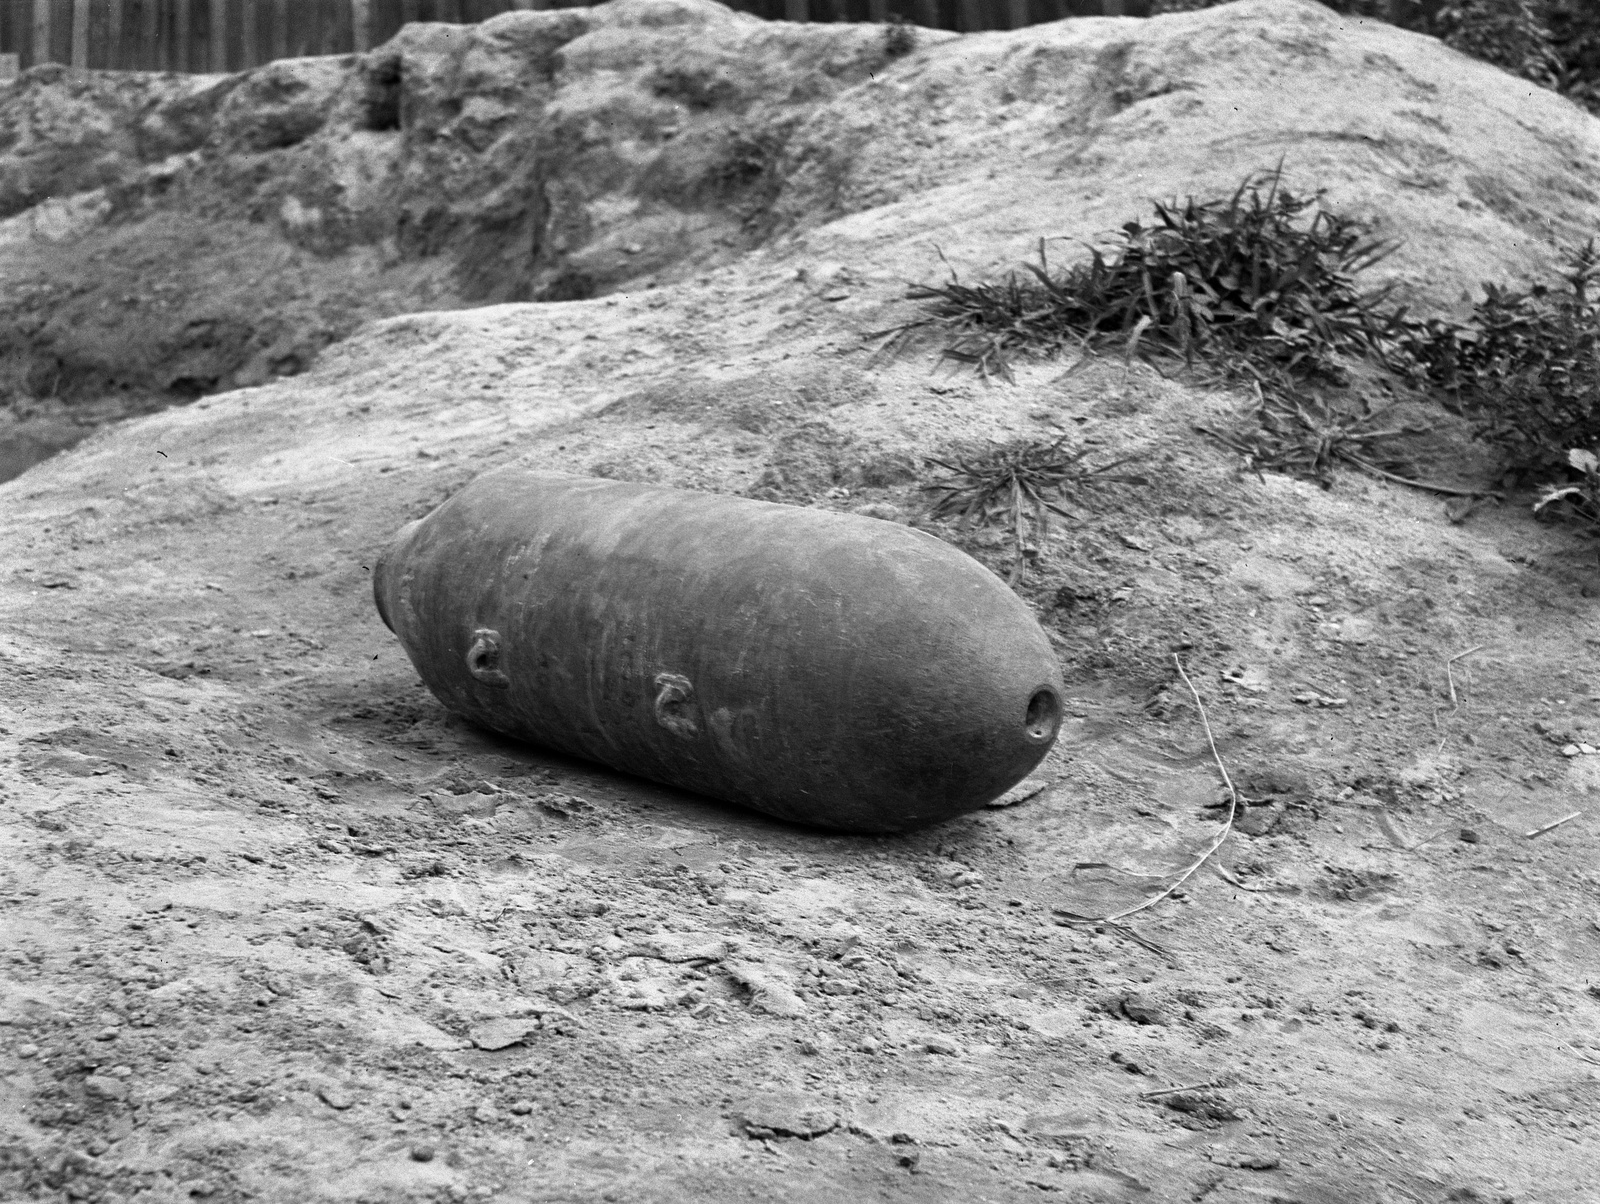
1024 688 1061 743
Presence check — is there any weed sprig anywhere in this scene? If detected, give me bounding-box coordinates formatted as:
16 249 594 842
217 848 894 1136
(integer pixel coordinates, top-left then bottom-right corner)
875 167 1405 385
1398 239 1600 476
921 436 1146 585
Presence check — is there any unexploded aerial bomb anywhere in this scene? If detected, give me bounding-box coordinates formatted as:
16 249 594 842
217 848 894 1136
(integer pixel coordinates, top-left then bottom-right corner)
373 468 1063 833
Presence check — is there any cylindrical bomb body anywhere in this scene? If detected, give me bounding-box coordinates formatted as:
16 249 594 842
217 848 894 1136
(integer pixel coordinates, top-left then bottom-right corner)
374 468 1063 832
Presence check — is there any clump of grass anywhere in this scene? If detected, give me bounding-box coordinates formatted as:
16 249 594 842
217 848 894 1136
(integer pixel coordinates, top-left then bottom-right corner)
1437 0 1565 86
920 435 1146 585
1401 240 1599 477
1196 386 1439 491
875 167 1405 384
888 166 1600 534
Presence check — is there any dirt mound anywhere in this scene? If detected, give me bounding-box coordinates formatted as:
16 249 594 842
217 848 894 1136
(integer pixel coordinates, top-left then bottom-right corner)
3 2 1600 1202
0 0 929 477
4 0 1597 481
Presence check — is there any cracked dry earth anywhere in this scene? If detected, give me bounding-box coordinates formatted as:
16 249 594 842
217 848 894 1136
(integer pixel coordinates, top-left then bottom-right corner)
4 3 1600 1204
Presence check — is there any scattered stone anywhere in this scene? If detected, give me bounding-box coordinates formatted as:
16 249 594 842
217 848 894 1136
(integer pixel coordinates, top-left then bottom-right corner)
621 933 729 964
142 897 173 913
731 1091 839 1140
921 1036 961 1056
93 1027 121 1042
1562 744 1581 757
1158 1090 1240 1129
857 1038 880 1054
1217 1150 1281 1170
1235 804 1282 838
84 1074 129 1102
509 1100 534 1115
723 962 807 1018
469 1018 540 1051
17 1044 38 1059
854 502 902 522
1459 828 1481 844
1116 992 1171 1027
410 1145 436 1163
317 1084 355 1111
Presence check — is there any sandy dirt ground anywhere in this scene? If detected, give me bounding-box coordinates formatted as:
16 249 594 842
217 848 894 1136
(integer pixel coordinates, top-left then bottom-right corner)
4 2 1600 1202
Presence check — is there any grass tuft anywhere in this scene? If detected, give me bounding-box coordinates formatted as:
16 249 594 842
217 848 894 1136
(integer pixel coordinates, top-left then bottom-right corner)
920 435 1147 585
874 166 1405 386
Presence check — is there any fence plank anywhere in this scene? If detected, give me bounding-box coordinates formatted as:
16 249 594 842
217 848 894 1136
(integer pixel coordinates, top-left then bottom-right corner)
33 0 50 66
140 0 156 70
209 0 223 68
0 0 1188 79
240 0 255 66
92 0 114 66
71 0 87 64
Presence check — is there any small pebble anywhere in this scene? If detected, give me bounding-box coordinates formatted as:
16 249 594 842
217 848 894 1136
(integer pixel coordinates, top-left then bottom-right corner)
93 1027 120 1042
17 1044 38 1059
317 1085 354 1111
509 1100 534 1115
1459 828 1481 844
410 1144 436 1162
84 1074 130 1101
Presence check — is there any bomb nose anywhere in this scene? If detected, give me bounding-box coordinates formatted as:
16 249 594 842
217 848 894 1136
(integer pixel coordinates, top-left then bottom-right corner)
1024 686 1062 745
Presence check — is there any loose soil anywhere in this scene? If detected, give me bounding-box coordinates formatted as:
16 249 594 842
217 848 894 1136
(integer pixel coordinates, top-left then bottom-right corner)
3 3 1600 1203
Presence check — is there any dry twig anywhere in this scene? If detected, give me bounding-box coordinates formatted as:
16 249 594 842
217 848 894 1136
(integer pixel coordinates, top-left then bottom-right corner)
1053 655 1239 926
1432 643 1484 732
1140 1080 1226 1099
1524 811 1583 839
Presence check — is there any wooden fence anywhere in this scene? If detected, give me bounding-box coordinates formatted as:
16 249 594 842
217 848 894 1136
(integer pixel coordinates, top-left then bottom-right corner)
0 0 1152 77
